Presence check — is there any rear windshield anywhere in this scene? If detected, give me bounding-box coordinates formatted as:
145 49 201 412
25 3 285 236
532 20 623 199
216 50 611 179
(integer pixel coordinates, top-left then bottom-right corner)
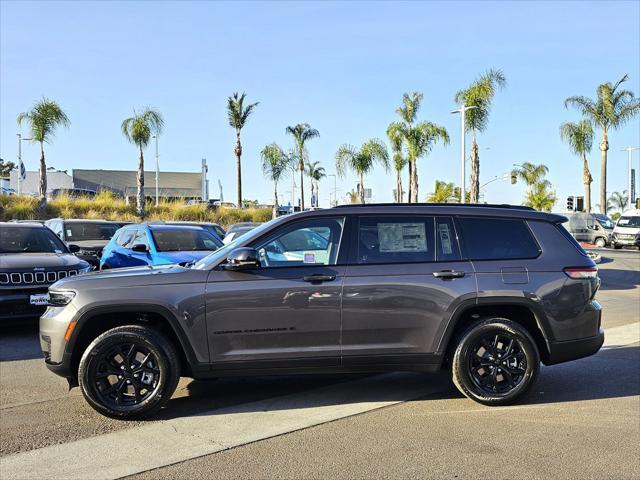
65 222 120 241
151 229 223 252
617 216 640 228
0 227 69 254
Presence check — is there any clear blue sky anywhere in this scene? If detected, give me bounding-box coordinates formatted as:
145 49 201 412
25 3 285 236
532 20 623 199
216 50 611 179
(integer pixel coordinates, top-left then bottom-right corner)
1 0 639 209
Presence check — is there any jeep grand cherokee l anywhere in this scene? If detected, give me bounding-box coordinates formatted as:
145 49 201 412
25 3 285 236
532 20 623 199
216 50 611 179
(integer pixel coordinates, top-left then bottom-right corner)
1 222 91 322
40 204 603 419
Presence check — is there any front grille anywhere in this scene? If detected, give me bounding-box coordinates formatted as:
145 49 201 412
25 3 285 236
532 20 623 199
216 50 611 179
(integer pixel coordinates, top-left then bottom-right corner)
0 269 79 286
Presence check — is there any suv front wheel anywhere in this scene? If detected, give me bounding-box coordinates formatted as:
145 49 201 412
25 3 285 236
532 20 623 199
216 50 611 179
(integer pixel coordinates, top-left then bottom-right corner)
452 318 539 406
78 325 180 419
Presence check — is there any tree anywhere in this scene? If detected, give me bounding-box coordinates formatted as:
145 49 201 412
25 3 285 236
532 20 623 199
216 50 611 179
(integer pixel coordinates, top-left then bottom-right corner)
16 98 70 210
0 159 15 177
514 162 549 190
387 125 406 202
121 107 164 218
286 123 319 210
559 120 594 212
227 92 259 209
525 181 557 212
305 160 326 207
454 69 507 203
426 180 458 203
261 143 291 218
608 190 628 212
565 75 640 214
335 139 389 204
346 189 359 204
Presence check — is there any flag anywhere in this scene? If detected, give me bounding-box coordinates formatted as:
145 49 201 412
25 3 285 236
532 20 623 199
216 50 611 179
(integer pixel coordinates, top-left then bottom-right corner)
19 160 26 180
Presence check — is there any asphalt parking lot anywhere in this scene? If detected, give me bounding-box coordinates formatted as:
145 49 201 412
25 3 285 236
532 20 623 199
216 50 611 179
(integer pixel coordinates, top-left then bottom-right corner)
1 250 639 480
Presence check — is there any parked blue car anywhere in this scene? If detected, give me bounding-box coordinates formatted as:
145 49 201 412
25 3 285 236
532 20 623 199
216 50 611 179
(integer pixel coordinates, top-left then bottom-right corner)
99 224 223 269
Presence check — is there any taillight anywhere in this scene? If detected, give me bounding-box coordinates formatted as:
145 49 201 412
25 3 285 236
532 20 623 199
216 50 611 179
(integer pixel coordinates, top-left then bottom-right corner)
563 267 598 279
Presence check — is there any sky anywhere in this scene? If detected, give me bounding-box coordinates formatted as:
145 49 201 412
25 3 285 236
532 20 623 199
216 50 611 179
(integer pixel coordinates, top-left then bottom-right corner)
1 0 639 210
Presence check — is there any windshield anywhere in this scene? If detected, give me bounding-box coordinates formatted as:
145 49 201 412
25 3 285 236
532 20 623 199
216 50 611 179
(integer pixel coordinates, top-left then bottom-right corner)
194 218 280 269
151 229 223 252
594 215 614 229
1 227 69 254
617 216 640 228
66 222 120 241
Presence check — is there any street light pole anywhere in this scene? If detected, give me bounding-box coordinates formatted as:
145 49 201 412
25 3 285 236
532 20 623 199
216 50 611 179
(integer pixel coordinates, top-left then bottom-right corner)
451 105 477 203
327 174 337 207
621 146 640 210
152 135 159 206
16 133 32 196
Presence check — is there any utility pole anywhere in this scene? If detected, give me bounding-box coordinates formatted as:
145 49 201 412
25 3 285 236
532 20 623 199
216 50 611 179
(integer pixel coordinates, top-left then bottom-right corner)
152 135 159 206
451 105 477 203
16 133 32 196
621 146 640 210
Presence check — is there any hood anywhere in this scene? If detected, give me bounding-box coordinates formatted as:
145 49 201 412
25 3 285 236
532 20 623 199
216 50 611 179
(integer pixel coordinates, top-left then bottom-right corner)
156 250 214 264
0 252 87 270
68 240 109 250
613 225 640 234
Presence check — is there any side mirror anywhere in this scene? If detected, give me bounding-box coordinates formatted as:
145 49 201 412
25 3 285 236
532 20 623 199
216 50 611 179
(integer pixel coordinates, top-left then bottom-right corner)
68 244 80 253
131 243 149 253
222 247 260 270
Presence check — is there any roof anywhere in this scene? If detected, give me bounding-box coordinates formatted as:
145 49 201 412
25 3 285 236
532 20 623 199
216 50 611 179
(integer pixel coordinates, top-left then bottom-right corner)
47 218 125 224
0 222 47 228
72 169 203 197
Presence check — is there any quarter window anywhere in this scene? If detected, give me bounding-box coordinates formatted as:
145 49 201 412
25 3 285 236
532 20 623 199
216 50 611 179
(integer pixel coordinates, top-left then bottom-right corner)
458 217 540 260
255 217 345 267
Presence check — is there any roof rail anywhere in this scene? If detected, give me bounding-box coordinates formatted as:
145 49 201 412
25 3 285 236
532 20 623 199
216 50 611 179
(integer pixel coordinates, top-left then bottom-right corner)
333 203 535 211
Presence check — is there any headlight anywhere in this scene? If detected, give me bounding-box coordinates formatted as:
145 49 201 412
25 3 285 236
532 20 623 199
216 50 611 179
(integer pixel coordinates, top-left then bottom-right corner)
48 291 76 306
78 266 92 274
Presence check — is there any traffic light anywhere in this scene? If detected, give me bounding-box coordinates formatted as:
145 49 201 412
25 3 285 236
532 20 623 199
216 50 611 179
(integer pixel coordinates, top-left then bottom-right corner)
566 196 574 211
575 196 584 212
510 170 517 184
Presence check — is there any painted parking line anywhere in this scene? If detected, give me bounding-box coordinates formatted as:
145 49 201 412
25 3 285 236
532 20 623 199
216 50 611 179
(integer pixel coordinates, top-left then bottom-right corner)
1 322 637 480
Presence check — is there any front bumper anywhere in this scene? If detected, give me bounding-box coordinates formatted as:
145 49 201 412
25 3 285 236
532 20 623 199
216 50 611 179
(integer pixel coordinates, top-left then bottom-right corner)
612 235 640 246
0 288 49 321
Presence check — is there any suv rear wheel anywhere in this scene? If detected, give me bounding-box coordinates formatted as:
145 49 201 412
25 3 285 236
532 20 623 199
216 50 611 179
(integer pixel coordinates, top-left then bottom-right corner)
452 318 539 406
78 325 180 419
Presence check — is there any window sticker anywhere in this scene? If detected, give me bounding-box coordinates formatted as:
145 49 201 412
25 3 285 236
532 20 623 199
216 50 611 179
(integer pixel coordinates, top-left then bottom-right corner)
54 249 63 254
438 223 453 254
66 229 73 237
304 252 316 263
378 223 427 252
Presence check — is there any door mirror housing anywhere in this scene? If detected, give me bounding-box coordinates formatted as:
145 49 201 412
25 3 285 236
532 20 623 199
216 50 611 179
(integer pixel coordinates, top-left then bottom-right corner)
68 244 80 253
223 247 260 270
131 243 149 253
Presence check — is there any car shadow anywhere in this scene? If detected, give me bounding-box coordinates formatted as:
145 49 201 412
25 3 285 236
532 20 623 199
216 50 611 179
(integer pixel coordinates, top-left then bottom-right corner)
153 345 639 421
598 268 640 290
0 320 42 361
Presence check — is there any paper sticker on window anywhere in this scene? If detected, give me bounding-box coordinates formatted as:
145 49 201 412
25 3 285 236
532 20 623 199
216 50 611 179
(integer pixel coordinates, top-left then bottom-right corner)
304 253 316 263
66 229 72 237
378 223 427 252
438 223 453 255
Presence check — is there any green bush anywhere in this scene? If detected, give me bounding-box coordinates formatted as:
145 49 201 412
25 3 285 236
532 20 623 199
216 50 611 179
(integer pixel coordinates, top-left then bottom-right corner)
0 194 271 228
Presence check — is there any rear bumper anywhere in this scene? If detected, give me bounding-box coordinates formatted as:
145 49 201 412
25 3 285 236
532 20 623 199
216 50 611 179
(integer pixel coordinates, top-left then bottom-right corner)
545 329 605 365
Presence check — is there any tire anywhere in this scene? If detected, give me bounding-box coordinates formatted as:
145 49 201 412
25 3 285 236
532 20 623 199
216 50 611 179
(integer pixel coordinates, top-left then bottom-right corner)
451 318 539 406
594 237 606 248
78 325 180 419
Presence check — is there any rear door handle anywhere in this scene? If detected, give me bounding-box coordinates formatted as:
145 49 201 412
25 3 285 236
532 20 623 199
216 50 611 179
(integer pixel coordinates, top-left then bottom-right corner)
303 274 336 283
433 270 466 279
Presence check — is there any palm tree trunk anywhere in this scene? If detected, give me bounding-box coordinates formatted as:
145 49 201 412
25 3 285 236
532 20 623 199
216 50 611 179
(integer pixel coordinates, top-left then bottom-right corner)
410 159 418 203
599 129 608 214
396 169 403 203
407 160 413 203
273 182 278 219
583 154 592 213
469 137 480 204
38 142 47 212
137 145 145 218
299 160 305 210
359 173 365 204
235 132 242 209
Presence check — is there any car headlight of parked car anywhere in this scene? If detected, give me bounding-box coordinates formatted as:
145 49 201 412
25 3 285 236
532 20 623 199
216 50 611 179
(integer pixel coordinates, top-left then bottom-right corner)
47 290 76 306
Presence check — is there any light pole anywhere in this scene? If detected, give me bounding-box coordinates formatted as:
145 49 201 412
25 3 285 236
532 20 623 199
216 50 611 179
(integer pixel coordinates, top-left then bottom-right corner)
621 146 639 209
16 134 32 196
327 174 337 207
451 105 477 203
152 135 159 206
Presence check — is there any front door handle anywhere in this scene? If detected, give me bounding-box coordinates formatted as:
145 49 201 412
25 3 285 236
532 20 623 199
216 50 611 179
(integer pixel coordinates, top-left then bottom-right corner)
303 274 336 283
433 270 466 279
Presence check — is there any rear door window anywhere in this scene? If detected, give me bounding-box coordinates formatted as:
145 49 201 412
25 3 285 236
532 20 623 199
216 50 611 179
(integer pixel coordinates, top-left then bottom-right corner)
457 217 540 260
357 216 435 264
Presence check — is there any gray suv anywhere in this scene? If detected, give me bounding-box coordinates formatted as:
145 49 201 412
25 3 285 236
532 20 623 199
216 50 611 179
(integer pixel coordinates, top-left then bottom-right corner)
40 204 604 419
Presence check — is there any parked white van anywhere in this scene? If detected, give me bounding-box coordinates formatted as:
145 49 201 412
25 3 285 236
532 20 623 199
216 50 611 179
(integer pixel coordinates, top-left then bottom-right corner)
612 209 640 249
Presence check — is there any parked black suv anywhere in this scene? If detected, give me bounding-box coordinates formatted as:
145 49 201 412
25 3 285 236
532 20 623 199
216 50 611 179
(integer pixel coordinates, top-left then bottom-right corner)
40 204 603 419
1 222 91 322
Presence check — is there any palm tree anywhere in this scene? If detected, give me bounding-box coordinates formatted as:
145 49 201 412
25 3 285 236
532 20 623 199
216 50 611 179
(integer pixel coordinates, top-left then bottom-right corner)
454 69 507 203
608 190 628 212
227 92 259 208
525 181 557 212
335 139 389 204
17 98 70 210
121 108 164 218
514 162 550 191
427 180 458 203
559 120 594 212
565 75 640 214
346 189 359 204
305 160 326 207
261 143 291 218
286 123 319 210
387 125 406 202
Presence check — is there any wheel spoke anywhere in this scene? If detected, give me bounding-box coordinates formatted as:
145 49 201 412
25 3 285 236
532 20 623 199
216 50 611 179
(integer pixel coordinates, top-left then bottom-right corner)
125 344 137 364
501 368 515 388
